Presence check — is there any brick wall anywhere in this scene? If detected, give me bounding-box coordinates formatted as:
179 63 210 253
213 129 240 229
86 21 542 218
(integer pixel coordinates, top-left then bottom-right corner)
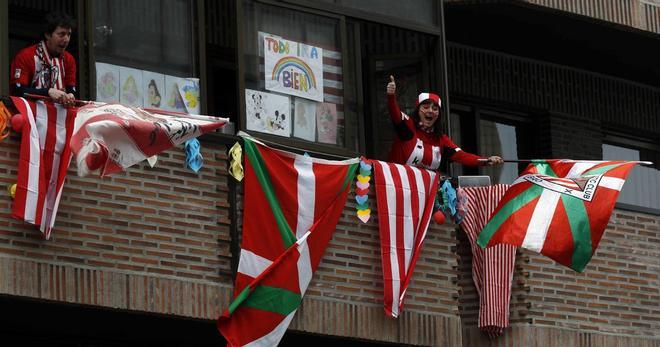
543 112 603 160
456 207 660 346
522 209 659 337
0 133 234 318
0 132 466 346
1 128 658 345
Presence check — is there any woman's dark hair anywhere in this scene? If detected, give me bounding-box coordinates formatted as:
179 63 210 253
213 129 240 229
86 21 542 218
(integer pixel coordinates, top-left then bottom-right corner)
411 100 444 137
44 11 76 35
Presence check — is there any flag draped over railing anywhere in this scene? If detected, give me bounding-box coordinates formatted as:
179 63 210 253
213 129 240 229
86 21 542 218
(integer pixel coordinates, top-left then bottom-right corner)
478 159 641 272
370 160 439 318
458 185 516 338
70 103 227 176
10 97 76 239
218 135 359 346
9 97 227 237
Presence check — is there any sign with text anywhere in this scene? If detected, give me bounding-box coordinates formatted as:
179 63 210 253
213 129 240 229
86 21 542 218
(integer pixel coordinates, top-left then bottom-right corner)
263 32 324 102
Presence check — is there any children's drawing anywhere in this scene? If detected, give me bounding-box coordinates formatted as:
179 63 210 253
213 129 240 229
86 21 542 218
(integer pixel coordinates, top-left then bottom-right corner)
293 98 316 141
95 62 119 103
142 71 165 109
164 75 187 113
178 78 201 114
245 89 291 137
316 102 337 144
119 67 143 107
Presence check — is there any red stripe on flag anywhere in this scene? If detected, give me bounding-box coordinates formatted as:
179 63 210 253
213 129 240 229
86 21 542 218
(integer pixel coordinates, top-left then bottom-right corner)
373 161 394 316
389 163 407 285
35 102 58 227
12 99 34 221
372 160 438 317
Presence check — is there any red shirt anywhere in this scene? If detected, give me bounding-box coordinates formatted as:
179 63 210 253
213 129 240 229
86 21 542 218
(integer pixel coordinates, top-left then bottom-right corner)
387 94 483 170
10 41 76 92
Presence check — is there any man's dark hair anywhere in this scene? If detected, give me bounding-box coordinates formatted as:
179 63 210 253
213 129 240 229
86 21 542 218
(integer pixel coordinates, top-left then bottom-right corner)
44 11 75 35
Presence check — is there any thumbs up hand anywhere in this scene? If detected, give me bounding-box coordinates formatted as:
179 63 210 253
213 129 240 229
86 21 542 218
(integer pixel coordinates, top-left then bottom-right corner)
387 75 396 95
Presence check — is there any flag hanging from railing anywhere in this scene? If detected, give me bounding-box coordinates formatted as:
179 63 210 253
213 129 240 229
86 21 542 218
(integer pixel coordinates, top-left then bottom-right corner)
218 135 359 346
458 184 515 338
478 159 641 272
371 160 439 318
70 103 227 176
10 97 76 239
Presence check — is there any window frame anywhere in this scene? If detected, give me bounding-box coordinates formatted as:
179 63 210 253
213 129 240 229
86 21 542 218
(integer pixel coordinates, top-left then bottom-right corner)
448 102 537 180
236 0 360 158
1 1 9 97
86 0 202 111
602 134 660 216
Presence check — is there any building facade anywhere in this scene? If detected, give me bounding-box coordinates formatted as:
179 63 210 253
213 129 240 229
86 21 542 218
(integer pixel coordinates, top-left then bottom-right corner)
0 0 658 345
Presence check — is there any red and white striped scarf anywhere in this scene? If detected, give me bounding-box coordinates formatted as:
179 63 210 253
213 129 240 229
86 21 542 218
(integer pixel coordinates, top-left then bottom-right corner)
11 97 76 239
458 184 515 337
372 160 439 318
34 41 65 90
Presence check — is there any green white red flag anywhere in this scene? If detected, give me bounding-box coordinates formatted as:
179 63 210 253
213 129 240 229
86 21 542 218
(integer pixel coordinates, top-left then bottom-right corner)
477 160 641 272
217 135 359 346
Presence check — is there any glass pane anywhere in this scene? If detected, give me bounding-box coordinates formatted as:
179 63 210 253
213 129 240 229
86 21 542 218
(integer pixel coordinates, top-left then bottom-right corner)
243 1 351 148
603 144 660 210
93 0 195 76
93 0 197 112
479 120 518 184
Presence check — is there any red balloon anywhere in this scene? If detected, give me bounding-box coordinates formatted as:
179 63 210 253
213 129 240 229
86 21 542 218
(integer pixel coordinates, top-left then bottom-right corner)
11 114 24 133
432 210 446 224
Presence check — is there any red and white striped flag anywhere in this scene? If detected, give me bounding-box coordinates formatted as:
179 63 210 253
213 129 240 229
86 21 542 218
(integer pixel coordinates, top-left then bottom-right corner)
371 160 439 318
70 103 227 176
218 136 359 346
10 97 76 239
458 185 515 337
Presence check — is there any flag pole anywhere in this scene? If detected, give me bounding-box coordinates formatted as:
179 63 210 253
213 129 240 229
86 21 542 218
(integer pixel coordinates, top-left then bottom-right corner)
478 158 654 166
477 159 534 164
24 93 89 107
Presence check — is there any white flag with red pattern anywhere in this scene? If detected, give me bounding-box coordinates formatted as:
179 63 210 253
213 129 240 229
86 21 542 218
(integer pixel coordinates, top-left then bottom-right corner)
70 103 227 176
371 160 440 318
10 97 76 239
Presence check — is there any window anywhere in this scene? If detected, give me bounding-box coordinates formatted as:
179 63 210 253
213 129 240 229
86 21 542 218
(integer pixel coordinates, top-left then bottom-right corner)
603 143 660 211
93 0 199 113
450 106 533 185
241 1 357 151
479 120 519 184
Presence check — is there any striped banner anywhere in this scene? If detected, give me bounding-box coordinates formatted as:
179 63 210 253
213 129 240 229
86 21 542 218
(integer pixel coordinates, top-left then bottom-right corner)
371 160 439 318
218 136 358 346
458 185 515 337
70 103 227 177
11 97 76 239
478 160 641 272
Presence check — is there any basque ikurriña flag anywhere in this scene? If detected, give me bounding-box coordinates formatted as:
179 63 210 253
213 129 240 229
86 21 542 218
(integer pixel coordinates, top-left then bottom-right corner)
218 135 359 346
371 160 439 318
477 160 641 272
10 97 76 239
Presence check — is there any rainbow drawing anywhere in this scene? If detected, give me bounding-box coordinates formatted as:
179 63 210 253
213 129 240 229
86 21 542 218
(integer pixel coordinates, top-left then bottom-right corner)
271 56 317 90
